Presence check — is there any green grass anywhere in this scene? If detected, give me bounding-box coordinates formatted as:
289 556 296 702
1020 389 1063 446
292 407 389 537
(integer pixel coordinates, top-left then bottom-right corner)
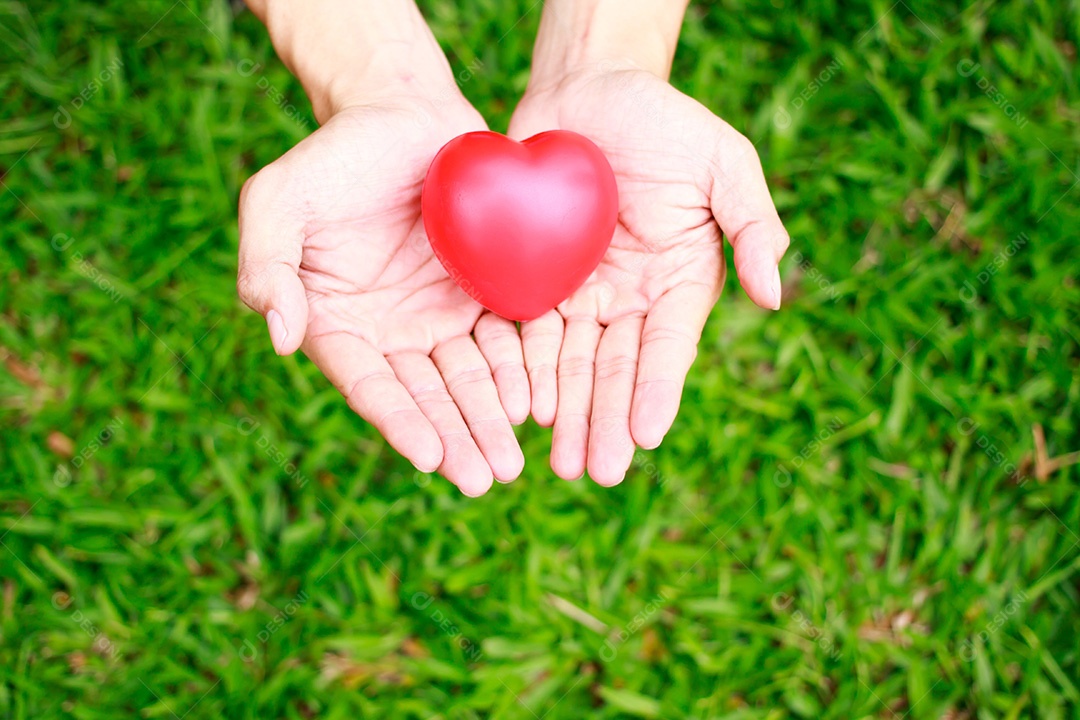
2 0 1079 717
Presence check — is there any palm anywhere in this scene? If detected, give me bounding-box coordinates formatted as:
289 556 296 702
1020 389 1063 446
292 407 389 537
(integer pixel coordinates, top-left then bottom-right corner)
511 69 724 321
239 100 528 495
509 67 788 485
295 107 484 355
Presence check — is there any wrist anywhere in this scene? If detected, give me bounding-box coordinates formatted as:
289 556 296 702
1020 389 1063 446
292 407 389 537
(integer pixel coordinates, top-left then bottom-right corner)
526 0 689 93
254 0 457 123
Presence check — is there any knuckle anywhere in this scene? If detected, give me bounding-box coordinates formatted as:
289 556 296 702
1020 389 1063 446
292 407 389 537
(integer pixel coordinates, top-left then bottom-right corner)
728 131 761 166
239 174 257 206
375 406 417 427
241 165 282 206
710 127 762 182
559 357 595 378
525 326 563 345
641 325 697 348
477 313 513 335
490 359 524 376
240 164 303 225
235 271 261 308
344 370 396 407
469 416 512 431
412 385 454 407
446 367 491 393
595 355 637 381
239 172 264 211
775 229 792 255
527 363 556 376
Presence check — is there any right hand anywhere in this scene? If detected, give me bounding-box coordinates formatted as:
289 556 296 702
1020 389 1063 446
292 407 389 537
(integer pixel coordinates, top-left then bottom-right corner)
236 93 529 497
507 64 788 486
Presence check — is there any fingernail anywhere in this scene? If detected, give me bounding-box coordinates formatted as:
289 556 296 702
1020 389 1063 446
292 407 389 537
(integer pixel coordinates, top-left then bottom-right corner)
408 459 438 474
770 267 782 310
266 309 288 354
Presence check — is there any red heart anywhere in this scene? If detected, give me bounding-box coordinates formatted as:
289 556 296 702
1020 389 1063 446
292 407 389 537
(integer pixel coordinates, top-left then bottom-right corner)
422 130 618 322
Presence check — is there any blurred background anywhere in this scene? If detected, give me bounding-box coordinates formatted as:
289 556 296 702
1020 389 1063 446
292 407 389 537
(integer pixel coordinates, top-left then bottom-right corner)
2 0 1078 717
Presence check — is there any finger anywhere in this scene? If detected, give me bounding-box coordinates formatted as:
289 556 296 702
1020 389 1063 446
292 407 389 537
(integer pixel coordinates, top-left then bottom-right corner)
551 317 602 481
387 352 495 497
432 337 525 483
709 127 790 310
474 313 530 425
522 310 564 427
588 315 644 487
630 285 714 450
304 333 443 473
237 167 309 355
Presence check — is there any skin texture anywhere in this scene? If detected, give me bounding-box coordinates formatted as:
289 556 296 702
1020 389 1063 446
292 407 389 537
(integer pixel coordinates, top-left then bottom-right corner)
236 96 529 497
509 63 790 486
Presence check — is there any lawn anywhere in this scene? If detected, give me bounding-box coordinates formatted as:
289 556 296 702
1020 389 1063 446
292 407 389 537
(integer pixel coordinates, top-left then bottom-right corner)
1 0 1079 717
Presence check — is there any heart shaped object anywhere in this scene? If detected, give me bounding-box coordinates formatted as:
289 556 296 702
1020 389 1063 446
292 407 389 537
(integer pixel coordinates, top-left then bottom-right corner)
422 130 618 322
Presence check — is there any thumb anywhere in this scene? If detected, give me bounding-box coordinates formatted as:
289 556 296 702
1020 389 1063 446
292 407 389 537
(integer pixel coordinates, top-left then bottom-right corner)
236 170 309 356
709 129 790 310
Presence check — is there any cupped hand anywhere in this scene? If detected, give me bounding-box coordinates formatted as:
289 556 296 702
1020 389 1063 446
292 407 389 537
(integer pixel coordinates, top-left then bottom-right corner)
508 63 790 486
237 95 530 497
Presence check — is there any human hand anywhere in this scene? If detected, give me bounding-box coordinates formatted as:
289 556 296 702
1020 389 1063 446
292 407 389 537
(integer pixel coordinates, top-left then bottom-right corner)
510 3 789 486
237 2 528 497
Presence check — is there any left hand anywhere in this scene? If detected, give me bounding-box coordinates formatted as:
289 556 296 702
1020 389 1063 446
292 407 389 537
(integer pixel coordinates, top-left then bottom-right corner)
239 0 530 496
508 62 789 485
